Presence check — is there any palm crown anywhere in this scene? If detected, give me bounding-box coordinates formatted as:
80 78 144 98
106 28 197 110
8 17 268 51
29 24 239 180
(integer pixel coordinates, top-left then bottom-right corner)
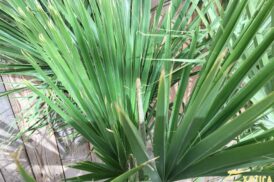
1 0 274 181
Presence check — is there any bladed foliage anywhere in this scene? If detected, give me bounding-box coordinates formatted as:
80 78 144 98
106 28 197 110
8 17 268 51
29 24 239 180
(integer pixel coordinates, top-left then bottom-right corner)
1 0 274 181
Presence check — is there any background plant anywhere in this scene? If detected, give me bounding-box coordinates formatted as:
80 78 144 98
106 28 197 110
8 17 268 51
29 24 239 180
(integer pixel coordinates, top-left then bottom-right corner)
0 0 274 181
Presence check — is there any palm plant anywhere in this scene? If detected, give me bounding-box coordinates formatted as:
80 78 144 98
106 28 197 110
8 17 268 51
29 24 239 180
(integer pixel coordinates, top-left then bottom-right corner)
1 0 274 181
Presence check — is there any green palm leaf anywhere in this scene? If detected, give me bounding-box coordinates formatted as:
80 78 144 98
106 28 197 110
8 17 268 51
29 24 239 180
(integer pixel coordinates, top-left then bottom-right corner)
1 0 274 181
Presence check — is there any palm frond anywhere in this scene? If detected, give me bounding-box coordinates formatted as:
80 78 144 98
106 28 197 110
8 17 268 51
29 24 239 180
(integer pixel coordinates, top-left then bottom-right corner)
0 0 274 181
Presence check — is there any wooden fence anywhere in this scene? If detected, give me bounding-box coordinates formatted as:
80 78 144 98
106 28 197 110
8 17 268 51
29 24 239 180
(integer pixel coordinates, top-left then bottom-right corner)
0 75 94 182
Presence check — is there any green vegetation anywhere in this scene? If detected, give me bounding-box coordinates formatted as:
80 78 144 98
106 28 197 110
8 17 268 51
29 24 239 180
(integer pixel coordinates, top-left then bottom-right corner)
1 0 274 181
